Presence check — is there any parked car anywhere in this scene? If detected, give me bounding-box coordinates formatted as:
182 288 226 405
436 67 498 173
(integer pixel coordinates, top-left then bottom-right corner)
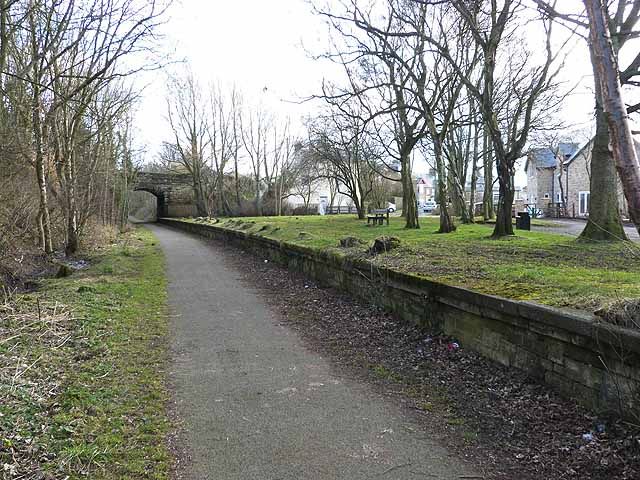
387 202 396 213
422 200 436 213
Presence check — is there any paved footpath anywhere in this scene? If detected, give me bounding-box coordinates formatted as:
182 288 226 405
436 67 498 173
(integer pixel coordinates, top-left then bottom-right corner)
531 218 639 241
147 224 478 480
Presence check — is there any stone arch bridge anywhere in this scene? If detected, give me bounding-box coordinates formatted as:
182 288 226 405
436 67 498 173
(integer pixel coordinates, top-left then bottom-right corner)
134 172 196 218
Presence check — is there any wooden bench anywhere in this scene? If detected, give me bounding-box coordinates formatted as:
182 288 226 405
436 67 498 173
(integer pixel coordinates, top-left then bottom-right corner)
367 209 390 226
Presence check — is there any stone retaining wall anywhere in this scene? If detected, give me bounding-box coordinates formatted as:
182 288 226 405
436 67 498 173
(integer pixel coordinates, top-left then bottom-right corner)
158 218 640 416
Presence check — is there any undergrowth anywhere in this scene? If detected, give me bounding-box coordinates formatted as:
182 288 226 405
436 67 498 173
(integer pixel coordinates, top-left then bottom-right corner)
0 227 169 479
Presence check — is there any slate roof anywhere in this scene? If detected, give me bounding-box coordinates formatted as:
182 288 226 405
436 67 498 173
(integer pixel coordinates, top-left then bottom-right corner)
528 148 557 168
525 142 580 172
557 142 580 158
563 141 592 166
415 176 434 187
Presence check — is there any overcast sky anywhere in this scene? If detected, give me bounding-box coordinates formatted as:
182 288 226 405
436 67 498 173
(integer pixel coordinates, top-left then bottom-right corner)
133 0 636 186
135 0 328 158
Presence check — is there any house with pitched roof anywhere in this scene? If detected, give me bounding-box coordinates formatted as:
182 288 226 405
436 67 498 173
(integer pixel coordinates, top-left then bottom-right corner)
561 142 593 217
415 175 436 204
559 139 636 218
524 143 579 213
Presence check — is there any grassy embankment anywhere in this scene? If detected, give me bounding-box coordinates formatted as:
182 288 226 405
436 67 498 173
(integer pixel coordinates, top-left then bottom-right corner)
192 215 640 312
0 227 170 479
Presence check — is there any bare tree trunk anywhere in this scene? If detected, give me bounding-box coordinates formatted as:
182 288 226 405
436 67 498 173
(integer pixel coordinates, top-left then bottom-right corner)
557 162 566 213
120 156 129 230
584 0 640 234
0 0 8 92
482 124 494 221
329 178 337 210
254 178 262 216
468 124 480 223
401 151 419 228
102 163 109 224
191 136 208 216
33 95 53 253
28 2 54 254
446 127 471 224
434 140 454 233
492 161 515 237
353 196 365 220
449 170 465 220
109 174 115 225
279 170 289 216
37 211 45 250
580 97 628 240
216 170 229 216
64 156 79 255
35 158 54 253
194 182 208 216
234 157 241 208
453 180 469 223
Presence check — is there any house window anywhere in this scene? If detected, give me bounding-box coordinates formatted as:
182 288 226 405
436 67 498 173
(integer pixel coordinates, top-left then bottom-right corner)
579 191 590 216
544 193 550 200
555 192 561 203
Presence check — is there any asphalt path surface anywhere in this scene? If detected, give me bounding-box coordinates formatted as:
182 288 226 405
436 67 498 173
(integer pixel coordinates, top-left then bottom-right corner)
147 224 477 480
531 218 639 241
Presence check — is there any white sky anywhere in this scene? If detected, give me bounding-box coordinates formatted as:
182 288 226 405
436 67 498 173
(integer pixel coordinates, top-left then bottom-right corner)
135 0 329 157
133 0 637 187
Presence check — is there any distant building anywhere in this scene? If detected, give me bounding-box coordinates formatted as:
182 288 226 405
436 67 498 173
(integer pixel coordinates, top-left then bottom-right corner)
524 138 639 218
524 143 579 208
287 178 354 212
470 175 501 204
560 140 636 218
464 176 524 215
415 175 435 204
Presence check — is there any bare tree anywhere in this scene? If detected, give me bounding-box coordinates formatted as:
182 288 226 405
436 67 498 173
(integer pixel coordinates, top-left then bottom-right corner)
466 94 482 222
230 87 243 209
444 111 475 223
287 144 322 214
22 0 75 253
313 0 423 228
410 4 481 232
3 0 167 254
314 0 485 232
260 117 298 215
533 0 639 240
208 83 235 216
271 123 299 216
418 0 566 237
240 104 270 216
583 0 640 235
166 73 209 216
307 110 377 219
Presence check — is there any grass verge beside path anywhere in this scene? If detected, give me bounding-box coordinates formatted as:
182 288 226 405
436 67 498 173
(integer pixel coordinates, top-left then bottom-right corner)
0 227 170 479
195 215 640 312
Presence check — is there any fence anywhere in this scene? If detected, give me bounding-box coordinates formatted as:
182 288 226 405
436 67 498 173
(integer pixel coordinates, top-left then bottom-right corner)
326 205 358 215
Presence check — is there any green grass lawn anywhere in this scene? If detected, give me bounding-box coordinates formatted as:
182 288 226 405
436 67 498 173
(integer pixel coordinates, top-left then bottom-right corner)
205 215 640 312
0 227 170 479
